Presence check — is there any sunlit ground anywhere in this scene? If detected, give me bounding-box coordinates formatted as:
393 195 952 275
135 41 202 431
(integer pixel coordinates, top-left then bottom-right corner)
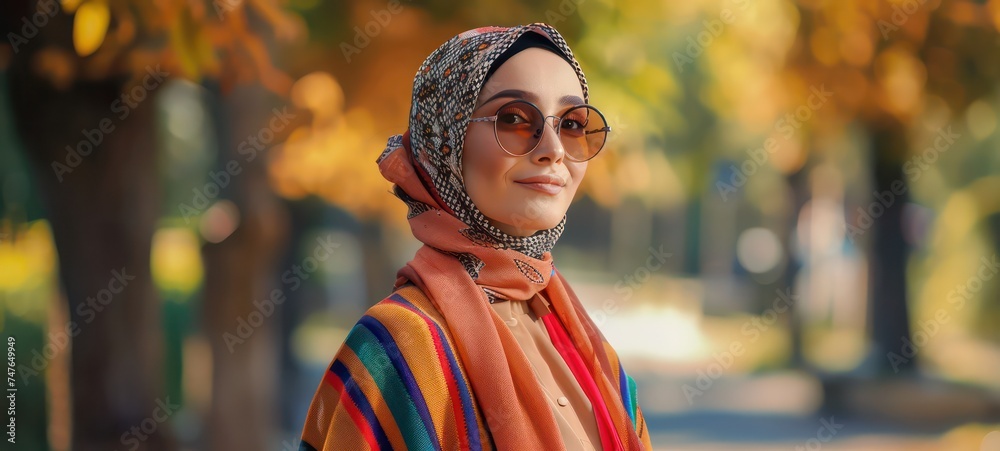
561 271 1000 449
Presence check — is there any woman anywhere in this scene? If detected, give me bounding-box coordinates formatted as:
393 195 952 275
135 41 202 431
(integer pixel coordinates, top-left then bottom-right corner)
300 23 652 451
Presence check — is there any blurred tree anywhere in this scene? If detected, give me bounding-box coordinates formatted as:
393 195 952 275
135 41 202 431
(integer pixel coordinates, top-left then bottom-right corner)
1 0 302 448
548 0 999 379
784 0 1000 375
199 81 291 451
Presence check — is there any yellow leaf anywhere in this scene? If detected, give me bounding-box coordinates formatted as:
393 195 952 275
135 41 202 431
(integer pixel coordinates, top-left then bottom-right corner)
73 1 110 57
61 0 82 14
168 10 205 79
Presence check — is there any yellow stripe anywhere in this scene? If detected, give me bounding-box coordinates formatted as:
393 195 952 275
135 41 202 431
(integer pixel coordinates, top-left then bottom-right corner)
603 341 622 386
300 381 342 448
636 404 653 449
325 400 371 451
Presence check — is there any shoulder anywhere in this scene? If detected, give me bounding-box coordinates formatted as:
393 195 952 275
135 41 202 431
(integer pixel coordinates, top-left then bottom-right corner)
366 282 446 326
306 283 490 450
343 283 474 393
355 283 453 350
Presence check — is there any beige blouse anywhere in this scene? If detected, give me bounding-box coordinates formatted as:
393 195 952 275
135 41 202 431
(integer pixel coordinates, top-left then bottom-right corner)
489 293 603 451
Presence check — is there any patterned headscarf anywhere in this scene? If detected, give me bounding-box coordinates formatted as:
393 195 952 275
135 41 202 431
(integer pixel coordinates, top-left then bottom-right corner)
400 23 590 259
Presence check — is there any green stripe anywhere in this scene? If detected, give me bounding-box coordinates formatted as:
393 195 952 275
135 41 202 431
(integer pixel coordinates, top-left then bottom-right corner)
627 375 639 424
346 324 435 450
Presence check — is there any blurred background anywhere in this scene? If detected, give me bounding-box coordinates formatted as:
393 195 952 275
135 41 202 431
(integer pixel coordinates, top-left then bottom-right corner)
1 0 999 449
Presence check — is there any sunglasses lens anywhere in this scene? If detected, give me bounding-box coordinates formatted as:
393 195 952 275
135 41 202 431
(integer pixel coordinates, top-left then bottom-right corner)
494 101 545 155
559 105 607 161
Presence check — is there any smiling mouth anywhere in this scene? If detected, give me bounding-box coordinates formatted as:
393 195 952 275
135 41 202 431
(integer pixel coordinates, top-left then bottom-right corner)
514 181 563 195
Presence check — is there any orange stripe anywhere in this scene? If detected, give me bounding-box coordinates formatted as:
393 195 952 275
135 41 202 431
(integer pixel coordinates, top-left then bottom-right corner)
323 369 379 450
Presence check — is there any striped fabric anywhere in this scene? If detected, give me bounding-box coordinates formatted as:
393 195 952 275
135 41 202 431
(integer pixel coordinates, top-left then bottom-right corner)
299 283 650 450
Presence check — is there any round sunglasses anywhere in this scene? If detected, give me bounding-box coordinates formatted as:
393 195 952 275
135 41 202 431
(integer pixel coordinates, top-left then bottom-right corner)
469 99 611 162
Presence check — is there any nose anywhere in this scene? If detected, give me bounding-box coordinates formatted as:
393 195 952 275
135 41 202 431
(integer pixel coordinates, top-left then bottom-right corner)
531 116 565 164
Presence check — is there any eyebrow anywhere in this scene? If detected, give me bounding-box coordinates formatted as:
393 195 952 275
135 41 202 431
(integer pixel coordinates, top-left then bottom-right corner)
476 89 584 109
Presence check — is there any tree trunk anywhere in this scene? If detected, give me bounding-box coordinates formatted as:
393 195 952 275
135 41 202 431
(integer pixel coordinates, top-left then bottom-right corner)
865 120 915 375
8 58 175 450
199 83 289 450
785 167 809 368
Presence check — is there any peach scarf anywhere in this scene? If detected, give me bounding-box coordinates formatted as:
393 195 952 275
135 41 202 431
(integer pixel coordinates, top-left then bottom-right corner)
376 132 646 450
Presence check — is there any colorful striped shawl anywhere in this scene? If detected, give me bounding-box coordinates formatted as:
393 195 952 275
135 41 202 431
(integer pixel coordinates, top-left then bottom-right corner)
298 283 651 450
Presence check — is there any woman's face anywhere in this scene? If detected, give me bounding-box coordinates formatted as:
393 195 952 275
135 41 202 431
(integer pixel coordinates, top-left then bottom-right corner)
462 47 587 237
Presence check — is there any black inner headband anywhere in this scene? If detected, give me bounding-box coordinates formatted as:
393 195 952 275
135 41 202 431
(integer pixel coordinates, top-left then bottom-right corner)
484 32 574 82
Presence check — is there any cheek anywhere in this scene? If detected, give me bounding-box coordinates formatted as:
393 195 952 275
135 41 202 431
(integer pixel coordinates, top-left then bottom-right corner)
462 128 508 200
566 163 588 195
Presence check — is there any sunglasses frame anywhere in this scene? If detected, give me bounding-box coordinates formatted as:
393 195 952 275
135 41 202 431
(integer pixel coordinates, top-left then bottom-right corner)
469 99 611 162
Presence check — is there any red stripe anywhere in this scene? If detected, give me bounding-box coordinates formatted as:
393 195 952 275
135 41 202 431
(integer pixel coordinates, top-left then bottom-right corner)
428 318 471 449
542 313 624 451
385 299 471 450
324 367 380 449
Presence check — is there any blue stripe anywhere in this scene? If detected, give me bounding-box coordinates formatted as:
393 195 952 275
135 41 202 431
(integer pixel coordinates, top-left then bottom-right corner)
389 294 483 451
359 315 443 451
618 363 635 424
347 325 433 449
330 360 394 450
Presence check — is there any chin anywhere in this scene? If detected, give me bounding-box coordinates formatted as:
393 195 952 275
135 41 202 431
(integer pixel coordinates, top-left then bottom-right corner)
485 205 565 235
541 217 564 229
523 218 562 233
